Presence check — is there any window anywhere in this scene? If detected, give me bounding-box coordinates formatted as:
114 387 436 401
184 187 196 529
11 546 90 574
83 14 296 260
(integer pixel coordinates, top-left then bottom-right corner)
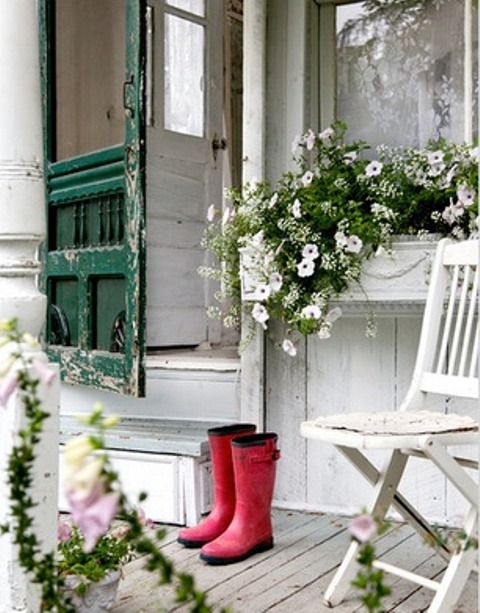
320 0 478 148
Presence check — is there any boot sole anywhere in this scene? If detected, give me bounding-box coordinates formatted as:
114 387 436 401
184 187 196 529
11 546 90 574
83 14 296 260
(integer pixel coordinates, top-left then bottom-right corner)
177 536 209 548
199 537 274 565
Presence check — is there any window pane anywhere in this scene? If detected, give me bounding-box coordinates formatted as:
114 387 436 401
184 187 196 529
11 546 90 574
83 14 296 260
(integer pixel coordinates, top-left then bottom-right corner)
164 14 205 136
54 0 126 161
166 0 205 18
336 0 478 148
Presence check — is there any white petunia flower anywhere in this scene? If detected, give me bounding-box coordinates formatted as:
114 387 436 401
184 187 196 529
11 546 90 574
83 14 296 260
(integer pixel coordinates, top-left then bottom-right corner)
269 193 279 208
442 201 465 224
291 134 302 154
318 323 332 339
252 303 269 329
297 259 315 278
343 151 357 163
301 305 321 320
428 162 446 177
302 244 319 260
292 198 302 218
427 150 444 165
282 339 297 357
301 170 314 187
345 235 363 254
222 207 231 225
457 185 475 207
251 231 264 246
255 284 272 301
365 160 383 177
207 204 216 221
269 272 283 292
335 231 348 248
305 129 316 151
319 127 334 142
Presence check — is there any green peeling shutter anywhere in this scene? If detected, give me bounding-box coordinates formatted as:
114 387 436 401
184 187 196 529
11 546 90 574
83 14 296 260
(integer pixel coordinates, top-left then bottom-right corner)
40 0 146 396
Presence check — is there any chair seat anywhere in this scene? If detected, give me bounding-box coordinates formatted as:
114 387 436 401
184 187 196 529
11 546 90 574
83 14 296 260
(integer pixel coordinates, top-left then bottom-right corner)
300 410 479 450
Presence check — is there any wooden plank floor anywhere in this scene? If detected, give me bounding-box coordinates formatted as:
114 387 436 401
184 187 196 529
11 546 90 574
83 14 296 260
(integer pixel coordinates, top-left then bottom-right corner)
112 509 478 612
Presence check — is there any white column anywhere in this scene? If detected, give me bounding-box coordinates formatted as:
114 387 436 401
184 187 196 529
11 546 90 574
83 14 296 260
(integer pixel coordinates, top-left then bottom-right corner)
0 1 59 611
0 0 46 333
240 0 267 429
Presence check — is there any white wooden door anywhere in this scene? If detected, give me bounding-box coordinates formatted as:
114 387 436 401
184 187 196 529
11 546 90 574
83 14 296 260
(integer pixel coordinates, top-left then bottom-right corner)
146 0 224 347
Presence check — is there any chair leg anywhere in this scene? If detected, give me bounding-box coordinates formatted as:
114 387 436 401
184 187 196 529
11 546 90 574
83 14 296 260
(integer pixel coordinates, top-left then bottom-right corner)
339 446 451 560
428 505 478 613
324 449 408 607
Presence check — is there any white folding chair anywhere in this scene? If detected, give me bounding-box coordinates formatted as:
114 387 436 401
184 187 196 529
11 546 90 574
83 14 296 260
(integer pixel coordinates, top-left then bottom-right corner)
300 238 479 613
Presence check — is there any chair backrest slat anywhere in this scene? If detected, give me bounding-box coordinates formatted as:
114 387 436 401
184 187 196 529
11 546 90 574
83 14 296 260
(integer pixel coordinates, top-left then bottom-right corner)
435 264 460 375
447 264 472 375
404 239 479 408
469 319 479 379
459 265 479 376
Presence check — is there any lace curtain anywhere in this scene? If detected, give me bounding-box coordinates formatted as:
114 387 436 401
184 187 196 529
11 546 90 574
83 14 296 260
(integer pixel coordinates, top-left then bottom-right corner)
336 0 478 149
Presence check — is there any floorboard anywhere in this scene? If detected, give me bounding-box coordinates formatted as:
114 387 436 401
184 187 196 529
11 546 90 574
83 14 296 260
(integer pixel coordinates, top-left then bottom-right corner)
112 509 478 612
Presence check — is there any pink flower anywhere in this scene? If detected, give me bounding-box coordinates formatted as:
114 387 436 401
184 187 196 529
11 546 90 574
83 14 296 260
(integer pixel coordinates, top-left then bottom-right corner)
33 359 57 387
137 506 155 530
58 519 72 543
349 514 377 543
67 486 119 552
0 375 18 407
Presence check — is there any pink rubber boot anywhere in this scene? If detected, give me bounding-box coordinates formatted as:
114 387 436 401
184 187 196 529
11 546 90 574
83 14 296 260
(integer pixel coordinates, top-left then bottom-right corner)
177 423 256 548
200 433 280 564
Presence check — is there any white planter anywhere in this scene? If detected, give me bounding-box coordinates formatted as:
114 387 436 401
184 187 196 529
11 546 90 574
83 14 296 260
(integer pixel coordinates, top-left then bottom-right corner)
341 237 438 311
62 570 121 612
240 237 439 309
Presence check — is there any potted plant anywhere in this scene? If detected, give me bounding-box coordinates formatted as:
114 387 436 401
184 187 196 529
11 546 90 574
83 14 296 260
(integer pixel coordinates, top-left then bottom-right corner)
0 319 228 613
200 121 478 354
57 519 134 612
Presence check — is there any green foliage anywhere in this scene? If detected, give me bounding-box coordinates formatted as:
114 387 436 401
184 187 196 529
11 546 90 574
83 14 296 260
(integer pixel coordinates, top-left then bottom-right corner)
58 525 132 591
425 524 479 555
200 122 478 351
0 319 231 612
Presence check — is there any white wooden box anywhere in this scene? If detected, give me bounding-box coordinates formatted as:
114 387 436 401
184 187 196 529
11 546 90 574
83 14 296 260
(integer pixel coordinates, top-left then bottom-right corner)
58 416 215 526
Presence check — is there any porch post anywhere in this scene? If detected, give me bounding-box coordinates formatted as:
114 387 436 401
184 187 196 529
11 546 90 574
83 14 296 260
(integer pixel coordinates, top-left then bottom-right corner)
0 1 60 611
240 0 267 429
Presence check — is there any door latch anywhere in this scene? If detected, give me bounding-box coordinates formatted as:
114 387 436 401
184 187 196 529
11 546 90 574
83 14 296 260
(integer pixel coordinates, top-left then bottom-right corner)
211 134 227 162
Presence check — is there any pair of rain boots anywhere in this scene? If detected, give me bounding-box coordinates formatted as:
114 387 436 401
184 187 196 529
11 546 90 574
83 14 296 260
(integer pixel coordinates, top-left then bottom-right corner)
177 424 280 565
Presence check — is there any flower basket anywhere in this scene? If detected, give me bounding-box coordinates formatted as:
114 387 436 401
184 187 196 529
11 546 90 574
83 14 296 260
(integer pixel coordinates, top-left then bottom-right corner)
200 122 478 353
62 570 121 612
343 236 439 303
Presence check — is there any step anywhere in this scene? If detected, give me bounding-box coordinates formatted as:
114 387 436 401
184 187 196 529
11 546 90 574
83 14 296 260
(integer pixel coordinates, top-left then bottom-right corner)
59 414 215 457
59 415 218 526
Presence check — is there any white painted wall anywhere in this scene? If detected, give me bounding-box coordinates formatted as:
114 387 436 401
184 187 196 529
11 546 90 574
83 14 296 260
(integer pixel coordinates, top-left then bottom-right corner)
241 0 477 523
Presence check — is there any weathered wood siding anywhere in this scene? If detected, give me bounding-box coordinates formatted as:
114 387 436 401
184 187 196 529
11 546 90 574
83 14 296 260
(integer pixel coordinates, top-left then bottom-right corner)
241 0 477 523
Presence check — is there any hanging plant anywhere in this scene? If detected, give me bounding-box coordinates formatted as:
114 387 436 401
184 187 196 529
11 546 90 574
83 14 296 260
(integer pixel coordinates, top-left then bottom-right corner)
199 121 478 354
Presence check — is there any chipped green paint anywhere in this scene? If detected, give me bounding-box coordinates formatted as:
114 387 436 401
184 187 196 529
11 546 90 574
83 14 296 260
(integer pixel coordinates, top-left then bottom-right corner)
40 0 146 396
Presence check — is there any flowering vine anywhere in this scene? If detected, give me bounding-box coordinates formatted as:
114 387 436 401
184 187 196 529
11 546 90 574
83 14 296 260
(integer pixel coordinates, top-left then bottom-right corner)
0 319 229 612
